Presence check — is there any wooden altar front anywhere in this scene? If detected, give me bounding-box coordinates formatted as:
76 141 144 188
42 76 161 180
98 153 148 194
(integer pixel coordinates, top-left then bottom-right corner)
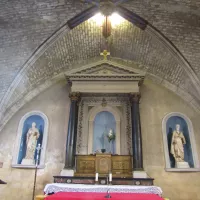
75 154 132 178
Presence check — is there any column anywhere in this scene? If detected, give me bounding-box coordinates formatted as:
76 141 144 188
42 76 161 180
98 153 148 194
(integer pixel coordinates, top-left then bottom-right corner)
65 92 80 169
130 93 143 170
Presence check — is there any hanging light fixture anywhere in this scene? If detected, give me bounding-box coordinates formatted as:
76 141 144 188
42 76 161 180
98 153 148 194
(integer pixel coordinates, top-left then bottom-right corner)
90 12 124 38
67 0 148 31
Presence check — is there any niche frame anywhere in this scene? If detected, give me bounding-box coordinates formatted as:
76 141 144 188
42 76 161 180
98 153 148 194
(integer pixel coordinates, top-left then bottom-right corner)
162 112 200 171
12 111 49 168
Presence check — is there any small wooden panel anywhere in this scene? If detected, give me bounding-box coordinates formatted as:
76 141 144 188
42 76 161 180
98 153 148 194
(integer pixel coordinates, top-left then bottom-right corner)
96 154 111 176
112 155 132 177
75 154 132 177
75 155 95 176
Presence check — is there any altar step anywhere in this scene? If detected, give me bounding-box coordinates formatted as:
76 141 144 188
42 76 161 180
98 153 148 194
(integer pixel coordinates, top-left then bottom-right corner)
53 176 154 186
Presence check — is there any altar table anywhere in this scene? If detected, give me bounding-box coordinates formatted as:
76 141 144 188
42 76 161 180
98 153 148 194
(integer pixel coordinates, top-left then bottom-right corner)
45 192 164 200
44 184 162 196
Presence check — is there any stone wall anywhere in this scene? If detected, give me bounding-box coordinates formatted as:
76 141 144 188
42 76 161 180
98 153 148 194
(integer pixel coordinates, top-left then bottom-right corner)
1 0 200 103
0 81 71 200
0 79 200 200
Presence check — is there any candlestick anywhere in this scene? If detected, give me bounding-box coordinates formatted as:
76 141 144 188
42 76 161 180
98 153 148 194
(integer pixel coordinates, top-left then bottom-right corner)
95 172 98 181
109 173 112 182
32 143 42 200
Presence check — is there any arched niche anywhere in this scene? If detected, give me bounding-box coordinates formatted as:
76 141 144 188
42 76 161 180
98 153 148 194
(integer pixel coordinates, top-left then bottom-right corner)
12 111 49 168
162 112 199 171
88 106 121 155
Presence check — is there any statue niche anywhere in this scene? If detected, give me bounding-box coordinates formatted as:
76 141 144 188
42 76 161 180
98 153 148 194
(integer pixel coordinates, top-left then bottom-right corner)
18 115 44 165
167 116 193 168
93 111 116 154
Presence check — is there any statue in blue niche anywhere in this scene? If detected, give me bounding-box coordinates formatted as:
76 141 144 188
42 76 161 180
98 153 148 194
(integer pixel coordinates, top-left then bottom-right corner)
21 122 40 165
170 124 190 168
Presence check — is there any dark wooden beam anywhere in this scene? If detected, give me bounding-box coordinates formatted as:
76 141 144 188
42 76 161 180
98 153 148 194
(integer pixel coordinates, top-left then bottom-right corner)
116 5 148 30
67 6 99 29
0 179 7 184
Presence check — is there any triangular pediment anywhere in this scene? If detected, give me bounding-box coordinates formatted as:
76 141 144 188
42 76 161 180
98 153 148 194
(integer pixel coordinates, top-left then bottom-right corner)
65 60 145 82
66 60 145 76
74 63 137 75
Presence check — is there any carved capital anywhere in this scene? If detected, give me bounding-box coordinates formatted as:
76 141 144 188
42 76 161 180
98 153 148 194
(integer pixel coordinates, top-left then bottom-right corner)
138 79 144 87
69 92 80 101
130 93 141 103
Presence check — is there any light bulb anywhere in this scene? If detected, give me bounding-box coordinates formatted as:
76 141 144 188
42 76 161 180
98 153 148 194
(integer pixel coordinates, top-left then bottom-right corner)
90 12 105 26
109 13 124 27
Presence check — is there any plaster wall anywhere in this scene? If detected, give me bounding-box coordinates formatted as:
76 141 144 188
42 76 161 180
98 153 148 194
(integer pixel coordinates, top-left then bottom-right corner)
140 79 200 200
0 79 200 200
0 81 71 200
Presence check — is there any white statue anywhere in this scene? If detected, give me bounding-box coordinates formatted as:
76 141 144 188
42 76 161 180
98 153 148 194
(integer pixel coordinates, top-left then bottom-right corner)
107 129 115 143
170 124 190 168
22 122 40 164
170 124 186 162
108 129 113 137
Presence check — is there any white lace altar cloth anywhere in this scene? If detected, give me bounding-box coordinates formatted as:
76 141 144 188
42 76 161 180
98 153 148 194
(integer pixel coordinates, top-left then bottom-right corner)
44 184 162 196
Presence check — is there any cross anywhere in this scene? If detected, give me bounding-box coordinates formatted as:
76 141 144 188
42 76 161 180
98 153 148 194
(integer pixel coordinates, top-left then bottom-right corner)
100 50 110 60
35 143 42 167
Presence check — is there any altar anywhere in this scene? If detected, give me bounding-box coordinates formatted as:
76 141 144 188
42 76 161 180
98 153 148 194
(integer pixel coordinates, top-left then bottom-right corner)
44 192 164 200
40 60 163 199
44 184 162 196
60 61 146 179
42 61 164 200
75 154 132 177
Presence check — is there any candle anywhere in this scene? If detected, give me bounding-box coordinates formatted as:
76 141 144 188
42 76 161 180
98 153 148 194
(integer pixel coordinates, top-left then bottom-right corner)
95 173 98 181
109 173 112 182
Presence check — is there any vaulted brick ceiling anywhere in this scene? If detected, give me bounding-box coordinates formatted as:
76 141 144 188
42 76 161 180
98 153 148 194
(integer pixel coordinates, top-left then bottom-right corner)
0 0 200 130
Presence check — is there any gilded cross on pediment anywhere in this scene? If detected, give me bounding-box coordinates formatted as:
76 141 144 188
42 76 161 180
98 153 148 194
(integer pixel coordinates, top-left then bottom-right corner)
100 50 110 60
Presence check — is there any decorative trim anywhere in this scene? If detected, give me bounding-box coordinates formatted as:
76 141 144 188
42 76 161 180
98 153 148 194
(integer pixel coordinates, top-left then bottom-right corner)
66 75 144 81
165 168 200 172
12 111 49 168
162 112 199 171
66 60 145 76
73 63 137 75
76 100 84 154
130 93 141 103
69 92 81 101
125 102 132 155
76 95 131 155
89 105 121 122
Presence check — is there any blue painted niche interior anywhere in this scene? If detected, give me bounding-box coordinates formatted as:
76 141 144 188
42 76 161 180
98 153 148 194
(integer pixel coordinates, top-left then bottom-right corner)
18 115 44 164
166 116 194 168
93 111 116 153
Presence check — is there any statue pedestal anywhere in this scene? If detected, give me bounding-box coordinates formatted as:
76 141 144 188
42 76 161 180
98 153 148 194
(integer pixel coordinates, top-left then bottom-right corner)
175 161 190 168
21 158 35 165
60 169 74 176
133 171 148 178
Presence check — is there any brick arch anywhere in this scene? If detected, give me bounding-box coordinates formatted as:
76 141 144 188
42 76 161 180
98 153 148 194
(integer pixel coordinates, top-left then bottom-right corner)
0 17 200 132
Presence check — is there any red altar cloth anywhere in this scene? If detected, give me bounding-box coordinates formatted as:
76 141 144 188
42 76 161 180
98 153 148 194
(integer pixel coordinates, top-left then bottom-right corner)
45 192 164 200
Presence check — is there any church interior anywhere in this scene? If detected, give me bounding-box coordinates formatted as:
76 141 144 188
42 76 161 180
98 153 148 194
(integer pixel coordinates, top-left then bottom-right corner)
0 0 200 200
